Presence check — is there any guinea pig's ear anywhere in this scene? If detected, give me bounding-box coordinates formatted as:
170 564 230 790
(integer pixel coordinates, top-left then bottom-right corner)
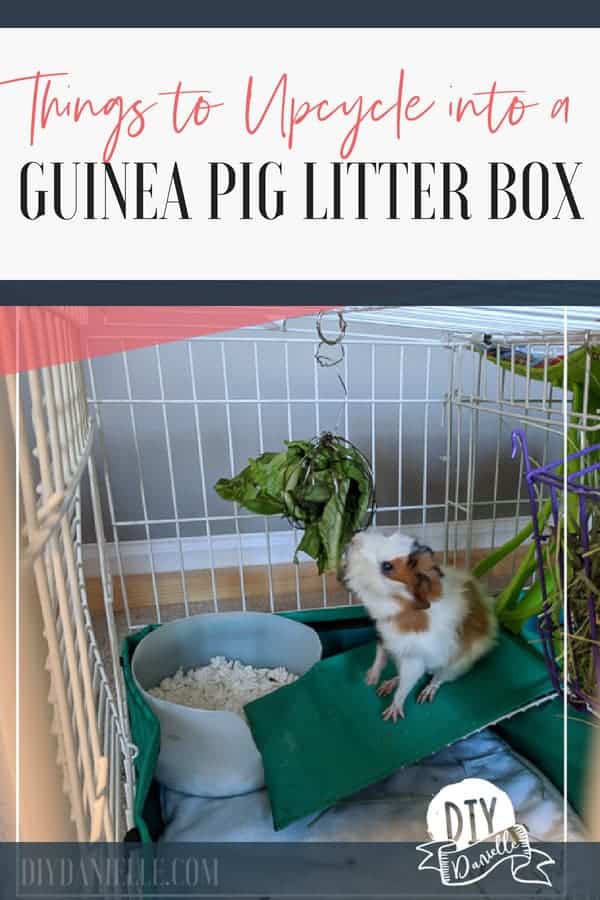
407 542 435 573
407 544 443 608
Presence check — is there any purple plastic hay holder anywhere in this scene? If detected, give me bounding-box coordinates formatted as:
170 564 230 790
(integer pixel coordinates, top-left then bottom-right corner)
512 428 600 713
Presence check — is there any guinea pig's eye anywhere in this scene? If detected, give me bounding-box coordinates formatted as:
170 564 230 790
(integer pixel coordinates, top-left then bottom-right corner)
381 561 393 574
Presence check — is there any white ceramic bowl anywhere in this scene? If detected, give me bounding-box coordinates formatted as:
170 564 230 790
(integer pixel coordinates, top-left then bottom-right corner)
132 611 322 798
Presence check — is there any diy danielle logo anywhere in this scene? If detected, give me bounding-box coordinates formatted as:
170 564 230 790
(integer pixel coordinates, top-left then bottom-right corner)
417 778 555 888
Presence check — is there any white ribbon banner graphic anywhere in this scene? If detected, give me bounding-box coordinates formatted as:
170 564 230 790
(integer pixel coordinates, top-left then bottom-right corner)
417 824 555 887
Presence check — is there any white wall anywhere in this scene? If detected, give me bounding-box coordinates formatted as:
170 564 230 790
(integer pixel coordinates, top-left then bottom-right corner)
82 316 560 547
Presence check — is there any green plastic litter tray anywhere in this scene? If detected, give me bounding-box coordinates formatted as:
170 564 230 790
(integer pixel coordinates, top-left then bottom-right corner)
121 606 591 842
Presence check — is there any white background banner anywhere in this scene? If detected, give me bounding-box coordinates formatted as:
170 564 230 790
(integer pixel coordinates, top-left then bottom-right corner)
0 28 594 278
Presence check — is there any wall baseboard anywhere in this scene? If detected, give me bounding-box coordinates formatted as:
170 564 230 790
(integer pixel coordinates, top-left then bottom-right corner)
84 528 299 578
83 516 527 579
83 518 526 578
84 517 528 616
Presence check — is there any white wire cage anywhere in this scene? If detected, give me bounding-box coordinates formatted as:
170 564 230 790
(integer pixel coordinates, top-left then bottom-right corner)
85 312 587 632
9 304 600 843
8 308 134 842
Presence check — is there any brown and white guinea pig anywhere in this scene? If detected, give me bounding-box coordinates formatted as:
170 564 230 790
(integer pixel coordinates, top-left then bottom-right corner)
342 528 497 722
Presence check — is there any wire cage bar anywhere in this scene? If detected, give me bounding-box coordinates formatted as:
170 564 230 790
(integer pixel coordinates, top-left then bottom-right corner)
341 306 599 336
8 307 135 842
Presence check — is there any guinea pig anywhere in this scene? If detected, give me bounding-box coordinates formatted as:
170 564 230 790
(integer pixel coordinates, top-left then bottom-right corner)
343 528 497 722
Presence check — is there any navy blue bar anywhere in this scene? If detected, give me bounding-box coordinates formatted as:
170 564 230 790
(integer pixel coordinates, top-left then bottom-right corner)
1 1 600 27
0 841 585 896
0 281 599 307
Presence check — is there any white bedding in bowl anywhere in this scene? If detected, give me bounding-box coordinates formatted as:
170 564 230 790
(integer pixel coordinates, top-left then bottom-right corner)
148 656 298 722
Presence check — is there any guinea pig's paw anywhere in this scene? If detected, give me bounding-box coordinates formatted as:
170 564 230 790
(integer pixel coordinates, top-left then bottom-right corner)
416 680 439 704
376 677 399 697
381 701 404 722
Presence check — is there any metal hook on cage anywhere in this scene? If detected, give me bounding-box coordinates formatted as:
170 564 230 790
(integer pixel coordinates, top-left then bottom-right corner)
315 310 347 345
315 310 347 369
125 741 140 763
314 310 348 432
